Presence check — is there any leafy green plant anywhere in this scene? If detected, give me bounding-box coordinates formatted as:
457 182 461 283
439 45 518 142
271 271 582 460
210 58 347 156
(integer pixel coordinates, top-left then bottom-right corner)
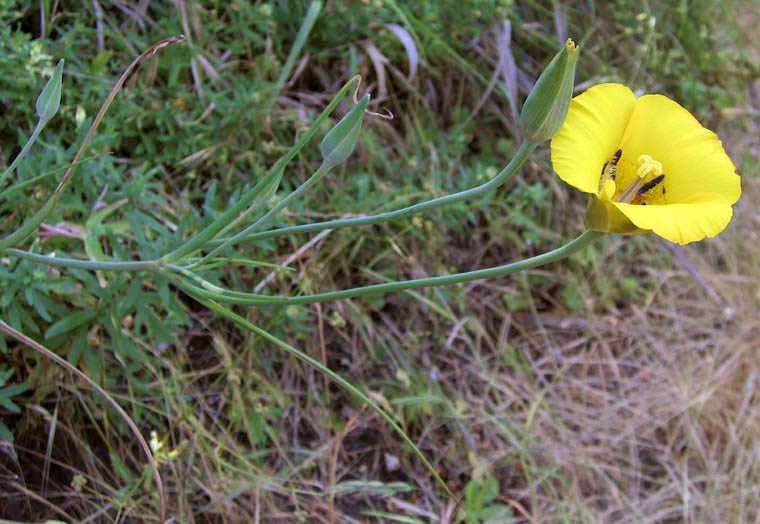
462 477 514 523
0 22 53 139
0 364 27 442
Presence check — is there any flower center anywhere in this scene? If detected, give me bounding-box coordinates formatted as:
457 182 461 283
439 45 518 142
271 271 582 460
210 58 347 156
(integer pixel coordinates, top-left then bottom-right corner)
616 154 666 205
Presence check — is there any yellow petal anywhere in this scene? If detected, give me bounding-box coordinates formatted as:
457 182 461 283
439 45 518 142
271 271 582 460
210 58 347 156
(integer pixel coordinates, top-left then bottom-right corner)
619 94 741 204
551 83 636 194
613 195 735 245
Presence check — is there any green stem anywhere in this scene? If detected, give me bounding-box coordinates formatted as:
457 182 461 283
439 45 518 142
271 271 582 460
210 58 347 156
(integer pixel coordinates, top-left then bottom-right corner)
178 229 604 305
194 163 331 266
0 120 45 188
204 140 537 250
161 76 360 264
3 249 162 272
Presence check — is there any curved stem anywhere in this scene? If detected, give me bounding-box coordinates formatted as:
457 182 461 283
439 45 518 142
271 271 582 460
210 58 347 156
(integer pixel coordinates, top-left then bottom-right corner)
179 229 604 305
203 140 537 250
2 249 162 272
189 295 458 502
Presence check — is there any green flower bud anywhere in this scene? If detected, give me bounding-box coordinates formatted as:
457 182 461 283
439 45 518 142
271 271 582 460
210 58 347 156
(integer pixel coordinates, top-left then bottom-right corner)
36 59 64 123
320 93 370 169
519 39 578 143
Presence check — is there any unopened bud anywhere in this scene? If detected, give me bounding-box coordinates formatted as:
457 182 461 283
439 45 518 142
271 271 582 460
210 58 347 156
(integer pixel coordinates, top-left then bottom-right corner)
519 39 578 143
36 59 64 122
320 93 370 169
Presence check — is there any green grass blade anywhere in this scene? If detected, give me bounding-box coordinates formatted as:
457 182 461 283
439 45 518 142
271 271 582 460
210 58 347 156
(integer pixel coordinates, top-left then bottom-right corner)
272 1 323 97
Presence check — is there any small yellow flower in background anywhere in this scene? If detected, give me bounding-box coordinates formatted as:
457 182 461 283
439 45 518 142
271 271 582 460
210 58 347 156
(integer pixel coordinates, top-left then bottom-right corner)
551 83 741 245
150 430 183 464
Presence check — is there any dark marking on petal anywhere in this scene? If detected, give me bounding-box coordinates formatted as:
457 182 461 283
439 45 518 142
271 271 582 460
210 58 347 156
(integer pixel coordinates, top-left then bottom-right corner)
611 149 622 164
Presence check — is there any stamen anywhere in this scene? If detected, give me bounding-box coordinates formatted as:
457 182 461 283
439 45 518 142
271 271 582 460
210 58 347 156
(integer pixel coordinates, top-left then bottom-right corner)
599 149 623 191
637 174 665 195
617 178 644 203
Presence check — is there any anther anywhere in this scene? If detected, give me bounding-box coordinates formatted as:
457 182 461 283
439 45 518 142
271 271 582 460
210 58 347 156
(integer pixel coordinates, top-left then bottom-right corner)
637 174 665 195
599 149 623 191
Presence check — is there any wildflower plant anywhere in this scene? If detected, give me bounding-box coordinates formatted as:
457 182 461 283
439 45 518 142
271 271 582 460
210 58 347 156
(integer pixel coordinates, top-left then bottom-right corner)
0 28 742 519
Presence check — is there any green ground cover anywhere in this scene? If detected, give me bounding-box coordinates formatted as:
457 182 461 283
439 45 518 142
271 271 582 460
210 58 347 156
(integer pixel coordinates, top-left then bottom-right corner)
1 0 758 522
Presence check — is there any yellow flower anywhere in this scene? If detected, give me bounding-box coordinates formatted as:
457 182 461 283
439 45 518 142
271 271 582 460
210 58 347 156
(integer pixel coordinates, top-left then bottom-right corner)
551 83 741 245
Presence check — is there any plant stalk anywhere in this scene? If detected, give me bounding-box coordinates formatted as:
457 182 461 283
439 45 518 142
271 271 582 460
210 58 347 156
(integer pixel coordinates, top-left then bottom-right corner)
179 229 604 305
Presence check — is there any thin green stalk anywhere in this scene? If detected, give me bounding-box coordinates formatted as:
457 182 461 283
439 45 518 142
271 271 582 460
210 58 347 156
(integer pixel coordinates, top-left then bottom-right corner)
161 76 361 264
190 295 458 502
2 249 162 272
178 229 604 305
0 120 46 188
194 163 330 265
3 140 535 277
204 140 538 250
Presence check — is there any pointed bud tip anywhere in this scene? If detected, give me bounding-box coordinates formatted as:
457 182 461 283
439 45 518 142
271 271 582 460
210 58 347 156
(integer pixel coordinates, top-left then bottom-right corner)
519 39 579 143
